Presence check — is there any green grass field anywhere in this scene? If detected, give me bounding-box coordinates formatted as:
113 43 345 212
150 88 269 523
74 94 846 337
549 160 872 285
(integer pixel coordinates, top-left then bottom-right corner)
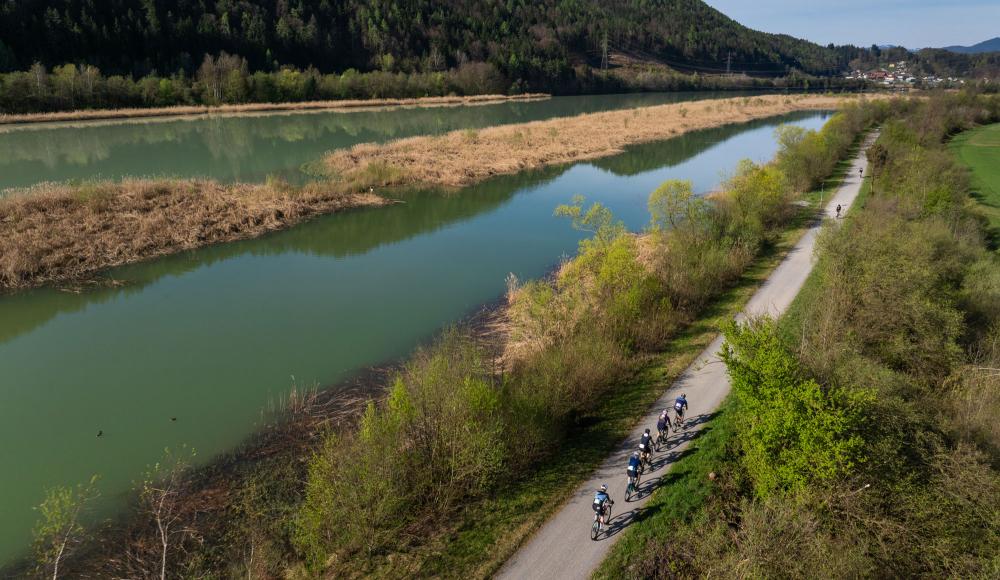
952 123 1000 243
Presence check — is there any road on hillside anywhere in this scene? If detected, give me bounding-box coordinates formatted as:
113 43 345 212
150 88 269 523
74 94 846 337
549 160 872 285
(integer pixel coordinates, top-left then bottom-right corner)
496 132 878 580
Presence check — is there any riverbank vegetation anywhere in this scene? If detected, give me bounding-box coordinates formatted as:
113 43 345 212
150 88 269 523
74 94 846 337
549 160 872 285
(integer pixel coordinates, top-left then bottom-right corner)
598 90 1000 579
16 97 892 578
322 94 857 189
0 93 867 292
0 179 384 290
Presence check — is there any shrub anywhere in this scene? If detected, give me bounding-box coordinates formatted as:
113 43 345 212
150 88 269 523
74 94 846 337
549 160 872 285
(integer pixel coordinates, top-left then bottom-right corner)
721 318 872 497
294 330 505 564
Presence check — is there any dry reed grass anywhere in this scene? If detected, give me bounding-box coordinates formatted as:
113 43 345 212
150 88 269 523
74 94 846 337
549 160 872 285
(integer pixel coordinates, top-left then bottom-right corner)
0 93 549 126
0 179 385 289
0 94 873 291
324 94 862 189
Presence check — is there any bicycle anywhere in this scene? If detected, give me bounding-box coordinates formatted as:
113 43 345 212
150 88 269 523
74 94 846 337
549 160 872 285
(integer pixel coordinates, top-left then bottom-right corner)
591 501 613 540
655 428 667 451
625 472 638 501
639 445 652 473
673 411 685 432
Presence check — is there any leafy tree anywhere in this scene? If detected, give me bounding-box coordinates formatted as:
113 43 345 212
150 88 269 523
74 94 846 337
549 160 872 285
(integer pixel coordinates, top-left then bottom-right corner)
32 475 100 580
555 194 625 250
721 318 873 497
647 179 707 232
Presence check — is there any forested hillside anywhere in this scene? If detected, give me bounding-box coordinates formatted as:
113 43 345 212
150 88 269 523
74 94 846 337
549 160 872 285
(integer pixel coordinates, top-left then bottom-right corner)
0 0 847 80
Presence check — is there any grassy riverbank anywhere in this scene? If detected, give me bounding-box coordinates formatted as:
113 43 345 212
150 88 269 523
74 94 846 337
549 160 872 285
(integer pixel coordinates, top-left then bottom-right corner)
598 91 1000 579
0 93 549 126
0 93 877 292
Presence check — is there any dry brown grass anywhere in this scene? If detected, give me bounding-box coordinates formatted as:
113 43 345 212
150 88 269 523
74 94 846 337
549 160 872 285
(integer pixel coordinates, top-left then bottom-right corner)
0 93 549 126
323 94 866 189
0 93 877 292
0 179 385 289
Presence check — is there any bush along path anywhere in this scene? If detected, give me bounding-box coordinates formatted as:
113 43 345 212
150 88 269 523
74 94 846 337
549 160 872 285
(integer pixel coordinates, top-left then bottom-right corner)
496 131 878 580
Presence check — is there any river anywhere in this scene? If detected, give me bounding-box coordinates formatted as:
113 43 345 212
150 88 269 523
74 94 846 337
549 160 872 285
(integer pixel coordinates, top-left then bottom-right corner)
3 92 761 192
0 95 828 563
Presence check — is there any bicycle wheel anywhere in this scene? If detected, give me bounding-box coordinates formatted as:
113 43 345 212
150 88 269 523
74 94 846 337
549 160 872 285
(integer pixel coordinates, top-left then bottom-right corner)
591 518 600 540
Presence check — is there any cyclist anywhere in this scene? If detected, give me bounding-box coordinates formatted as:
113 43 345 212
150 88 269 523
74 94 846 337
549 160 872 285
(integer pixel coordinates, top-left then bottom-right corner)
639 429 654 466
836 204 842 218
593 484 614 526
627 450 642 484
674 393 689 425
656 410 671 443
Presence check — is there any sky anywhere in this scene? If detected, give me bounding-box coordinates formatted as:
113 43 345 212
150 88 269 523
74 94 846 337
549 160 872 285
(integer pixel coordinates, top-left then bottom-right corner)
703 0 1000 49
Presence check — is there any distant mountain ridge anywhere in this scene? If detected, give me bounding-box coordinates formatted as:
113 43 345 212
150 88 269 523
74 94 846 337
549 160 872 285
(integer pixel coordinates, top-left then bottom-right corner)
942 37 1000 54
0 0 851 79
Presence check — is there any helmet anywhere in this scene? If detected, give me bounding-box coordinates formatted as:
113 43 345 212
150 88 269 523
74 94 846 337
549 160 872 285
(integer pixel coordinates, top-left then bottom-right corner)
633 451 640 457
644 428 650 434
599 484 608 492
682 393 687 398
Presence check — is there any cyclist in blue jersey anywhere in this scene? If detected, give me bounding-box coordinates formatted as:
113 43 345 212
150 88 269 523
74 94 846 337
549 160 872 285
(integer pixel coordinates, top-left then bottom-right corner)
674 393 689 422
627 450 642 483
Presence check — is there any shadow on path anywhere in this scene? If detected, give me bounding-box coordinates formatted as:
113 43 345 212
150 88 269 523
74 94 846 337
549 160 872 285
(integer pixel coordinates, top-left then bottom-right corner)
601 503 657 540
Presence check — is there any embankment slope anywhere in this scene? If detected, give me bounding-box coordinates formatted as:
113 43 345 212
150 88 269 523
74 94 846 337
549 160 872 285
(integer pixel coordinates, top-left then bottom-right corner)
496 132 876 580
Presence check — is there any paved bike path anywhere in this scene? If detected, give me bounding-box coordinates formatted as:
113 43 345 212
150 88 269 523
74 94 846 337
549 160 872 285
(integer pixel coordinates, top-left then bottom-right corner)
496 133 876 579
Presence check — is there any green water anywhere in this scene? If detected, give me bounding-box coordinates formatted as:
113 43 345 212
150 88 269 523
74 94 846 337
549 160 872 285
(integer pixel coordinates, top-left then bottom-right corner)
0 103 828 564
0 92 758 191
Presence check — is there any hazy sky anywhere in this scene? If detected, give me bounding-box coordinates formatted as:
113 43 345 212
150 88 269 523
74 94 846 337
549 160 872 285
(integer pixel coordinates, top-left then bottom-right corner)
703 0 1000 48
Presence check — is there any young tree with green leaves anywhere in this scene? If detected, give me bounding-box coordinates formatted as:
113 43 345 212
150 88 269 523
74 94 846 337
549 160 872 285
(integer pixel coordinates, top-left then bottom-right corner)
32 475 100 580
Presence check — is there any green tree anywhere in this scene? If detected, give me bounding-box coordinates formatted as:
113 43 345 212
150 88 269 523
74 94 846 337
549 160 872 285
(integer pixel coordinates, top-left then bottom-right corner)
52 63 79 107
555 194 625 250
721 318 872 497
647 179 707 231
32 475 100 580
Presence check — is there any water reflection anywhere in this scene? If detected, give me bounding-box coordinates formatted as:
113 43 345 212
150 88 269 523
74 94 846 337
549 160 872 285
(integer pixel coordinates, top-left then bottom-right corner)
0 92 761 190
0 113 812 346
